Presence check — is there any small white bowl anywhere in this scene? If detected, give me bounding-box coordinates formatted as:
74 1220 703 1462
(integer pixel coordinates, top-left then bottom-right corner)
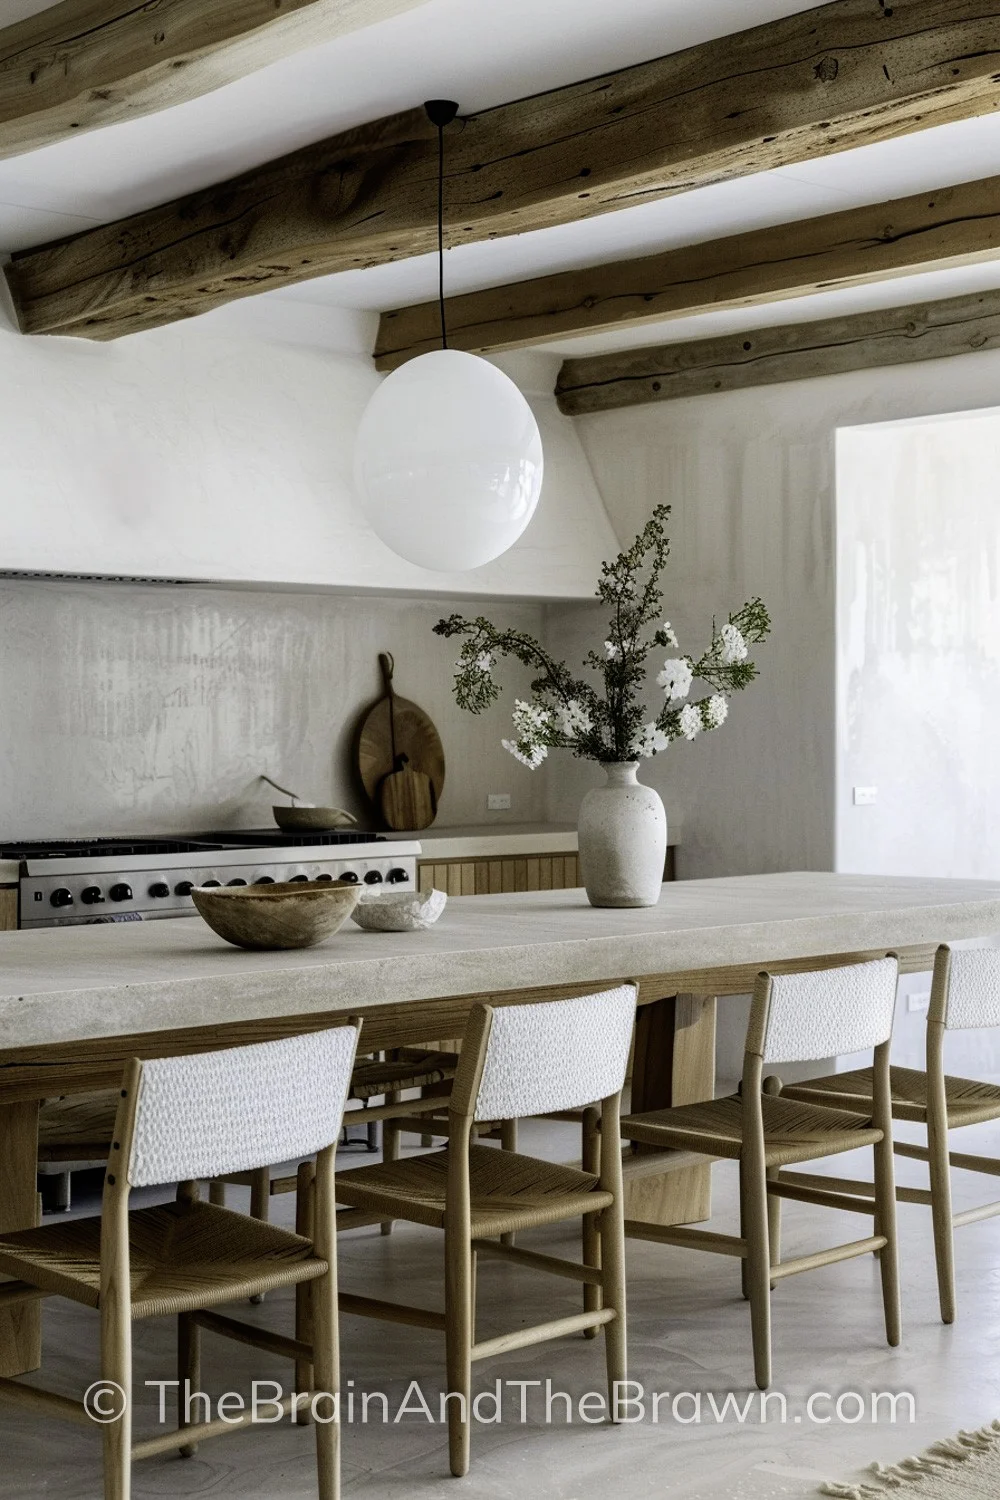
350 888 447 932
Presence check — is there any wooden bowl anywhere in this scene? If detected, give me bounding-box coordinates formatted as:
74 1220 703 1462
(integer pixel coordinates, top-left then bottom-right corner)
192 880 361 950
272 805 358 833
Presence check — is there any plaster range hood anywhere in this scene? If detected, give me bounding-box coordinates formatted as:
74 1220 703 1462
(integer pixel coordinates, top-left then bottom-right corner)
0 329 618 601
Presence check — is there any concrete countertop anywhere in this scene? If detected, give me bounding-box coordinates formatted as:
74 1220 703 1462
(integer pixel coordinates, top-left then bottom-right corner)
2 872 1000 1052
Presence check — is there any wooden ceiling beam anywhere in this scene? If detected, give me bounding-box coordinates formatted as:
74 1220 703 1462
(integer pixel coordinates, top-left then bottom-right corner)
0 0 432 161
375 176 1000 369
554 288 1000 414
9 0 1000 339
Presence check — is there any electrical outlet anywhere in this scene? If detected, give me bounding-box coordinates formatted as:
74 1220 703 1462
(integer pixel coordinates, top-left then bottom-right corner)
488 793 511 811
853 786 878 806
907 991 930 1014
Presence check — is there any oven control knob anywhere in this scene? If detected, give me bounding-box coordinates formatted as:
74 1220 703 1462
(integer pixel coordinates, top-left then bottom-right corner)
364 870 384 884
149 882 170 898
109 883 133 902
80 886 105 905
289 874 309 883
174 880 195 896
254 876 275 885
315 872 333 882
201 879 222 888
50 887 74 908
386 867 409 884
338 870 359 884
226 878 248 887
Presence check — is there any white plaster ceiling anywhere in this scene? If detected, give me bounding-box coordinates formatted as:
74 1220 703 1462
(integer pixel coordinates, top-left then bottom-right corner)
5 0 1000 358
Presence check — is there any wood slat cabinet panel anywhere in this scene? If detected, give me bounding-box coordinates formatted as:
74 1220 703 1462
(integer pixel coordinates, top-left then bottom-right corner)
0 890 17 932
418 851 581 897
416 848 652 896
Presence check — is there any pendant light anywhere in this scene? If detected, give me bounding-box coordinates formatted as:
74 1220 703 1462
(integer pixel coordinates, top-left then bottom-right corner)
354 100 544 572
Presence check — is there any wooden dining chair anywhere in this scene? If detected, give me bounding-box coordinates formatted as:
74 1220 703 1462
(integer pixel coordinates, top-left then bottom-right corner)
0 1022 360 1500
332 984 637 1478
779 943 1000 1324
619 957 902 1389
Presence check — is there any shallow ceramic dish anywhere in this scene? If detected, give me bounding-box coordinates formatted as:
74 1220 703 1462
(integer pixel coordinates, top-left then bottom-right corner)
272 804 358 833
350 888 447 932
192 880 361 950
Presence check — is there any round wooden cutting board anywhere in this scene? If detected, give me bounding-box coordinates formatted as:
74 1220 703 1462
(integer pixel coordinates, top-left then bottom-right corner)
356 654 446 826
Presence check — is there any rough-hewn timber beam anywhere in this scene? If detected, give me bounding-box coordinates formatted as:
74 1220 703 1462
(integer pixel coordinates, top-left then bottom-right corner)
375 176 1000 369
554 289 1000 414
8 0 1000 340
0 0 431 161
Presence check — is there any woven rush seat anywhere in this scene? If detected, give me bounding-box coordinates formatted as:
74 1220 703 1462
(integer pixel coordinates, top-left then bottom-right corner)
337 1142 611 1239
350 1048 459 1100
621 1092 881 1168
0 1199 325 1319
781 1066 1000 1128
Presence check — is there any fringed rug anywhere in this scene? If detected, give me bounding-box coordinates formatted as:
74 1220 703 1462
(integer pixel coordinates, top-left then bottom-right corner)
821 1421 1000 1498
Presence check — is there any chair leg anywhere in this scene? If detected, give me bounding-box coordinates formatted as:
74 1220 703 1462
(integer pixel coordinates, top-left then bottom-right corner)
208 1180 226 1207
100 1300 132 1500
763 1078 782 1288
247 1166 272 1304
600 1201 628 1412
381 1089 401 1236
741 1153 772 1391
739 1163 751 1301
295 1160 316 1426
927 1119 957 1325
581 1106 602 1337
499 1118 518 1247
445 1222 473 1478
249 1167 271 1223
312 1262 340 1499
177 1313 201 1457
873 1136 902 1347
470 1247 478 1345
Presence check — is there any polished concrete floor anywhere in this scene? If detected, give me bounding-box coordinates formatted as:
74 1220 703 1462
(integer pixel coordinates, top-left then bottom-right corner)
6 1114 1000 1499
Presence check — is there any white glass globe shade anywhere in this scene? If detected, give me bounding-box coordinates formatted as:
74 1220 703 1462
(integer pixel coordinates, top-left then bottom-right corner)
354 348 543 571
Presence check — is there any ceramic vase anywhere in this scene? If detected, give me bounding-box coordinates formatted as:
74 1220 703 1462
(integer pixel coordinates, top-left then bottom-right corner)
577 761 667 909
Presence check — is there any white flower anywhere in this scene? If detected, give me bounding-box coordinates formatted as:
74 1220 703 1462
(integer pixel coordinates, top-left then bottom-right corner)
656 658 693 700
720 623 748 665
705 694 728 728
630 722 669 758
604 640 618 660
474 652 493 674
556 698 593 738
678 704 702 740
662 620 679 648
501 738 547 770
511 698 550 737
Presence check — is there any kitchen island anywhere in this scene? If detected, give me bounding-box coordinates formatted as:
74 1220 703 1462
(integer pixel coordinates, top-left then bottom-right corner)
3 871 1000 1379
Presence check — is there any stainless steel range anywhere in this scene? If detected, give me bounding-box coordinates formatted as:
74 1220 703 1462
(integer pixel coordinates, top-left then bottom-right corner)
2 831 420 928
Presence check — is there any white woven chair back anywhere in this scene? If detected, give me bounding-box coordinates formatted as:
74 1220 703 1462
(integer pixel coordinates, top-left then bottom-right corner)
473 986 636 1123
758 958 898 1065
941 947 1000 1031
128 1025 360 1189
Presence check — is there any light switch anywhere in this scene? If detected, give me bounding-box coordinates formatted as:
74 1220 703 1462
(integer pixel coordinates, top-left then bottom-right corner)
853 786 878 806
488 793 511 811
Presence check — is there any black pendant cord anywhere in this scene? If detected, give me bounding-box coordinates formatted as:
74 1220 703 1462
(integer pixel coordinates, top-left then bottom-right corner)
436 118 447 349
424 100 459 353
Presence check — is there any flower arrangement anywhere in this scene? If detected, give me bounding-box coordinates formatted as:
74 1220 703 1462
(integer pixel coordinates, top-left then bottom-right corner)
433 504 770 769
